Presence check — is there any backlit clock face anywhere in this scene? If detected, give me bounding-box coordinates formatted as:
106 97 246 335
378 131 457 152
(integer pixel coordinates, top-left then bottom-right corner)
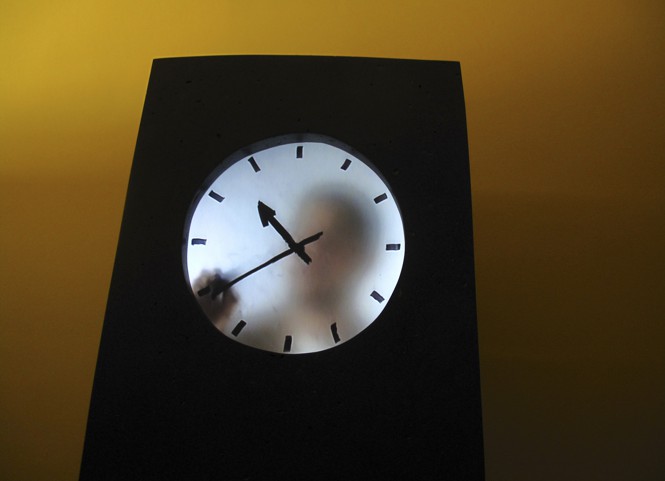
183 134 405 354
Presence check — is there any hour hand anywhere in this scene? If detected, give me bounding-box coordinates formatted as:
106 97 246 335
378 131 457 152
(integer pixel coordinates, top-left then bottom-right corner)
257 201 311 264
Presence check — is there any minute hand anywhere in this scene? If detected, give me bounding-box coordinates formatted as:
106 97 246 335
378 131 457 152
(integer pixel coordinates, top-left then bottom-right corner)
201 231 324 299
257 201 311 264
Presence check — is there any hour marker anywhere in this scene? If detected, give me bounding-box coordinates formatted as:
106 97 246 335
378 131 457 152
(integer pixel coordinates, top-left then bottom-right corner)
386 243 401 251
374 193 388 204
341 158 352 170
296 146 303 158
231 320 246 337
191 238 207 245
208 191 224 203
283 335 293 352
330 323 340 343
370 291 385 303
248 156 260 172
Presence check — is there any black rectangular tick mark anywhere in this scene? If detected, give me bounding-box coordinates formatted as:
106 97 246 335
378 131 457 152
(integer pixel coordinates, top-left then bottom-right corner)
283 335 293 352
386 243 401 251
370 291 385 303
208 191 224 202
374 193 388 204
231 320 246 337
248 156 260 172
341 159 352 170
191 238 207 245
330 323 340 343
296 146 303 158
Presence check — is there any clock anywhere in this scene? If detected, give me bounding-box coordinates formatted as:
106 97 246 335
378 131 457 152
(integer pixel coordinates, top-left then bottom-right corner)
80 56 484 481
183 134 405 354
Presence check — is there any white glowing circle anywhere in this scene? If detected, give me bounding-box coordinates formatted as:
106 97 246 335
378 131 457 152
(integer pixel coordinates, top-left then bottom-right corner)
183 135 405 354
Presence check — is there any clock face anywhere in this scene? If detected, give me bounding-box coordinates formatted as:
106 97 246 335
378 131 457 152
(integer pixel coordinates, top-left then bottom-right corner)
183 134 405 354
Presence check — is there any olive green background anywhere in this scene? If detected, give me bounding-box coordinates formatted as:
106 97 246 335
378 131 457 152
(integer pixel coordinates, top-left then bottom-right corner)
1 1 663 479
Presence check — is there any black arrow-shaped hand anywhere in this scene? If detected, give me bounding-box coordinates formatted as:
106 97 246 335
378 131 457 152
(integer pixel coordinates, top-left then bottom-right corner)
257 200 312 264
198 231 324 299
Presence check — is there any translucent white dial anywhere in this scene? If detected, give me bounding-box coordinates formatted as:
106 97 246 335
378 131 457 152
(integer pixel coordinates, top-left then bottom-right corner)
183 135 405 354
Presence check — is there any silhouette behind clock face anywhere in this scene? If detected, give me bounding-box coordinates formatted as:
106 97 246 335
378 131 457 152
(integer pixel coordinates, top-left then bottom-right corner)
283 190 372 351
194 189 372 353
294 191 370 308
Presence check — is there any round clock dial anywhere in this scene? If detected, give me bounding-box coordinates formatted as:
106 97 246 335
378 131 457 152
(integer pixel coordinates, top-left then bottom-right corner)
183 134 405 354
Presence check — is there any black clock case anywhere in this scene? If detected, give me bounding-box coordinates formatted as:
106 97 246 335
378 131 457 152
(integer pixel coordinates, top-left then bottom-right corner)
80 56 484 480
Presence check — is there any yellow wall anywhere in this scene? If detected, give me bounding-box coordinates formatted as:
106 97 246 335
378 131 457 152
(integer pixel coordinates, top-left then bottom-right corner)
1 1 664 479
